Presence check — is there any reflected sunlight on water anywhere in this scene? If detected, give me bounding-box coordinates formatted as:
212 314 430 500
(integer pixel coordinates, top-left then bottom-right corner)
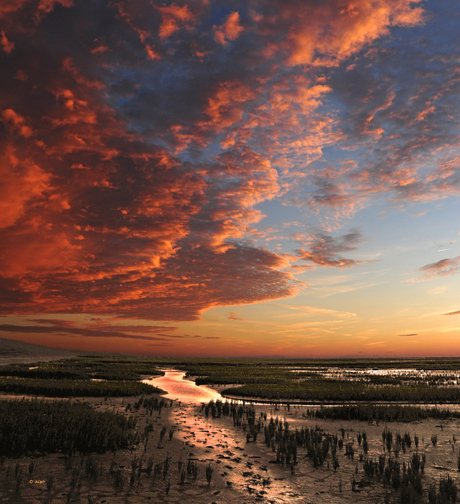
142 370 222 404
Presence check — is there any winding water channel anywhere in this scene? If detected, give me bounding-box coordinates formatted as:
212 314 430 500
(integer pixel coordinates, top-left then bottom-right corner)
142 369 222 403
143 369 460 409
143 370 306 503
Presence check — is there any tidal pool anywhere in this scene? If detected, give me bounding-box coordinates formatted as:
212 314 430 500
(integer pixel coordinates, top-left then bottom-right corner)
142 369 222 404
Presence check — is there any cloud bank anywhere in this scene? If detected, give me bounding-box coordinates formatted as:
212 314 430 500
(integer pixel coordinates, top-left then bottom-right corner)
3 0 455 324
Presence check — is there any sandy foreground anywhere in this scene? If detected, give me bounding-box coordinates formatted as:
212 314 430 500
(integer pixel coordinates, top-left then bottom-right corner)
1 388 460 504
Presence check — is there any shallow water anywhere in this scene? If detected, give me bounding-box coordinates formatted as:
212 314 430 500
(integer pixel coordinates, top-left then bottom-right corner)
141 369 460 503
142 369 222 404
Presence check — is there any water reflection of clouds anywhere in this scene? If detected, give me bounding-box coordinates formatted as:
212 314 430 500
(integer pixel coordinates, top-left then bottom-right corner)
143 370 222 404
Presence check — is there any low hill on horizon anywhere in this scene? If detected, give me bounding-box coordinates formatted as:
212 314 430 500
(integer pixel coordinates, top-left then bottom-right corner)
0 336 88 367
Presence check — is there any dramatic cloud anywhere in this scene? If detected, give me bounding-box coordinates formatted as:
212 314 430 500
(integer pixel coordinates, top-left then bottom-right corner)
3 0 454 334
275 0 424 67
443 310 460 316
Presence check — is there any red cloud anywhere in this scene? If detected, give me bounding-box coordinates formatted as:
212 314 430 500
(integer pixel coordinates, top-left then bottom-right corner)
1 31 14 54
1 109 33 137
37 0 73 16
0 0 29 19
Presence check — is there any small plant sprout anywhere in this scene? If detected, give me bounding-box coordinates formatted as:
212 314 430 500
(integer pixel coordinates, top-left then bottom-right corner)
206 463 213 486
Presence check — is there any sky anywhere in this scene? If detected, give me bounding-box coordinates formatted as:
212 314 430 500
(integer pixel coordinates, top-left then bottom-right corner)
1 0 460 358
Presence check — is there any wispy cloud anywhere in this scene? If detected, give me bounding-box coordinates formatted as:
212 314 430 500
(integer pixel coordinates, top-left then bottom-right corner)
0 319 218 341
274 303 357 319
0 324 167 341
419 256 460 279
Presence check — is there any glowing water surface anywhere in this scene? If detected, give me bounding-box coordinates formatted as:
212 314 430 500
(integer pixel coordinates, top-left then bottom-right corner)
145 370 303 503
142 370 222 404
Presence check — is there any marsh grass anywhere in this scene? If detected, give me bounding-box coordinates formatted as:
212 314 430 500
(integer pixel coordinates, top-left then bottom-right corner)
222 380 460 403
0 376 161 397
0 399 135 456
304 404 460 423
0 357 165 381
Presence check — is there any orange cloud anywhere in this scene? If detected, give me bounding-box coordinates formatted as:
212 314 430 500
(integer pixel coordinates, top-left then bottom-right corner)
1 31 14 54
157 3 196 39
145 44 161 60
1 109 33 138
281 0 424 67
0 146 50 230
200 80 256 131
214 12 243 45
37 0 73 16
0 0 74 22
0 0 28 19
0 24 295 322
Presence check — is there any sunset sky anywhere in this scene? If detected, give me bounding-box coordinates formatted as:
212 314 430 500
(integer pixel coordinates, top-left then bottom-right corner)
1 0 460 357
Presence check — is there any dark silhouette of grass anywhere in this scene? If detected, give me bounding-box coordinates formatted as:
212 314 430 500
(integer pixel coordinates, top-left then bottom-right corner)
221 380 460 403
303 404 460 422
0 399 137 456
0 357 165 381
0 376 161 397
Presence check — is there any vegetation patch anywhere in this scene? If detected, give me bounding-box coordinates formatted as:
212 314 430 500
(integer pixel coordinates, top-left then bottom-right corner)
0 357 165 381
0 399 136 457
304 404 460 422
0 376 162 397
221 380 460 403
